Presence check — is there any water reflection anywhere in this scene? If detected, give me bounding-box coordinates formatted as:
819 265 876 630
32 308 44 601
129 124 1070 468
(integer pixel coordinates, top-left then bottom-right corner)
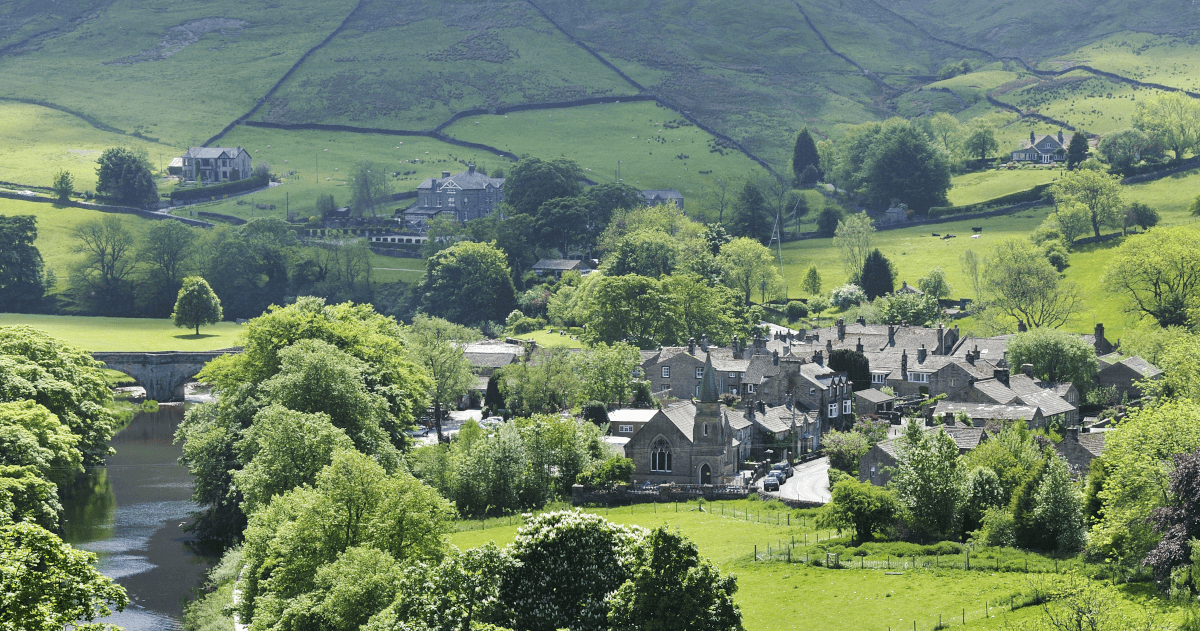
61 402 215 631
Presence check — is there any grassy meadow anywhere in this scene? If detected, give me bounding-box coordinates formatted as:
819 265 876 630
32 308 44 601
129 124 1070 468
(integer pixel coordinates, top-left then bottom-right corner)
0 313 243 352
997 72 1167 137
443 101 771 199
946 168 1062 206
1049 32 1200 92
447 501 1183 631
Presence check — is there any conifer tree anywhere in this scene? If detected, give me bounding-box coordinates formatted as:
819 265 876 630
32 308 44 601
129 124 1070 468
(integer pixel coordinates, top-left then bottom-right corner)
792 128 822 185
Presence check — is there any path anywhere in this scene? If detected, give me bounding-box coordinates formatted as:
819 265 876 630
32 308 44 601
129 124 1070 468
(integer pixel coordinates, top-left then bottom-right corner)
778 456 831 504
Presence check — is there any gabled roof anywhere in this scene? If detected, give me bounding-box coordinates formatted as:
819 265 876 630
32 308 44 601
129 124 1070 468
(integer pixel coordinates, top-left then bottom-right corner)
1118 356 1162 378
184 146 248 159
951 336 1011 360
532 259 589 271
743 354 781 385
1016 389 1076 418
970 378 1019 404
743 404 803 435
417 168 504 191
641 189 683 201
933 401 1040 422
608 409 658 425
855 388 895 403
662 401 697 442
463 351 518 369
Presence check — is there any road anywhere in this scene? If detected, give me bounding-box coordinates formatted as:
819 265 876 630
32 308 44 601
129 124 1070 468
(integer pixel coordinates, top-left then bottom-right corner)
776 456 831 504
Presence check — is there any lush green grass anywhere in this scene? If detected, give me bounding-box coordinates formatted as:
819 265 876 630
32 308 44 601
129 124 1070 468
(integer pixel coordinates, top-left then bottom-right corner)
447 501 1182 631
1050 31 1200 92
946 168 1062 207
442 101 770 199
0 314 243 352
926 67 1025 106
0 102 181 192
998 72 1170 137
369 253 425 285
513 327 584 349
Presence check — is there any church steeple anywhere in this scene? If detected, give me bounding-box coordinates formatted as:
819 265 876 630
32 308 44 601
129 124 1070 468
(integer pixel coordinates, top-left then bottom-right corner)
699 353 720 402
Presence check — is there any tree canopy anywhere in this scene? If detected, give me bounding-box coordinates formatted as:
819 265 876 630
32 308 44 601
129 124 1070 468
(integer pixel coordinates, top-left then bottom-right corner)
1050 169 1123 239
832 119 951 213
1133 91 1200 161
1103 226 1200 328
348 161 392 218
859 248 895 300
504 157 584 216
0 215 45 311
792 128 822 185
95 146 157 205
983 239 1081 329
1006 327 1098 392
172 276 223 335
419 241 517 327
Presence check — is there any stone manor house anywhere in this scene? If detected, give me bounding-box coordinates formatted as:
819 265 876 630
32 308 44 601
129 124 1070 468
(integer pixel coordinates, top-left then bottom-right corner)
408 164 504 223
179 147 252 183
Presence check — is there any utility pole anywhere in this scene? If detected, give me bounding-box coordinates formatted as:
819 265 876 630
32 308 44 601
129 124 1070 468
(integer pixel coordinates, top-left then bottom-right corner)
617 160 621 182
316 155 319 183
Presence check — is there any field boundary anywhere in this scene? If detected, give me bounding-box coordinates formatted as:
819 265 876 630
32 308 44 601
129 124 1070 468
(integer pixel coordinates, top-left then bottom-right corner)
1120 156 1200 184
788 0 897 97
0 96 126 135
239 121 520 161
0 189 213 227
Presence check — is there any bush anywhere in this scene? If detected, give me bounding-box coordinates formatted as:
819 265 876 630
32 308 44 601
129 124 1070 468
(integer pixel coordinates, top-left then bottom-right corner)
505 310 546 335
785 301 809 320
170 173 269 203
969 507 1016 547
828 467 852 488
577 456 634 488
830 284 867 309
1043 241 1070 271
580 401 609 426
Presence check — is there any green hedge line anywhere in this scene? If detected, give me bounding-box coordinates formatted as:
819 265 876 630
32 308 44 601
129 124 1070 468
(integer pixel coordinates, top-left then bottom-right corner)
170 174 268 203
927 183 1051 219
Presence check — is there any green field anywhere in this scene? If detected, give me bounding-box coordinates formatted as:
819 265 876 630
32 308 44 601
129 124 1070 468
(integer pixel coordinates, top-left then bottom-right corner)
443 101 770 199
946 168 1061 207
997 72 1168 137
1050 32 1200 92
513 327 584 349
0 313 243 352
447 502 1180 631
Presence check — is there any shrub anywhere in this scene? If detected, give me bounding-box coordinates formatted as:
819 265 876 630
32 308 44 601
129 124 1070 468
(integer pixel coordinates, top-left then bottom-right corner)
828 466 853 488
830 284 867 309
577 456 634 488
785 301 809 320
580 401 609 425
505 310 546 335
169 173 269 203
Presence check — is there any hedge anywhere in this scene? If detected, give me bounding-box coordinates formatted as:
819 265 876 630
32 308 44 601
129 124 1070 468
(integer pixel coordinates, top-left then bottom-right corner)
927 183 1051 219
170 174 268 203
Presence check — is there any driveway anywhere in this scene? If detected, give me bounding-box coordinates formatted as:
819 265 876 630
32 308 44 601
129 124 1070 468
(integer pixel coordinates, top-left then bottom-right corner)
778 456 831 504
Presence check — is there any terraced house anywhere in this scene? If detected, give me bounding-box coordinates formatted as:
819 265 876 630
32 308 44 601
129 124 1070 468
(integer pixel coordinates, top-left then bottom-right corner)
180 146 251 182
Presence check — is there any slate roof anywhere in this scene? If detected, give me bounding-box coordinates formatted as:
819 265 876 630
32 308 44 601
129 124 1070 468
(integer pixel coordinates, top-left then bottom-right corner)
745 405 801 435
743 354 781 385
1119 356 1162 378
640 345 750 373
1076 432 1106 457
933 401 1040 421
1013 133 1076 155
417 168 504 191
951 336 1011 360
971 378 1020 404
1018 389 1076 417
608 409 659 425
662 401 697 442
856 388 895 404
463 352 518 369
941 425 989 450
532 259 589 271
183 146 247 159
641 189 683 202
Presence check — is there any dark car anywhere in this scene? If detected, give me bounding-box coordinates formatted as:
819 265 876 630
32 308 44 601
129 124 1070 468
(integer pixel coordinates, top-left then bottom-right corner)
771 462 792 481
762 473 781 491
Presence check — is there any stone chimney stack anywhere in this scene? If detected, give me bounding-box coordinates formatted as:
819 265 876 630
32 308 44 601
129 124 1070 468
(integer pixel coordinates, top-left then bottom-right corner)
814 350 824 366
917 344 927 363
442 170 451 178
468 163 475 174
994 367 1010 387
1058 129 1064 143
688 337 696 355
1030 130 1036 144
856 337 864 353
773 349 779 365
937 324 945 355
856 316 866 325
837 318 846 341
826 339 833 356
700 333 709 352
900 349 908 380
1022 363 1034 377
888 325 896 345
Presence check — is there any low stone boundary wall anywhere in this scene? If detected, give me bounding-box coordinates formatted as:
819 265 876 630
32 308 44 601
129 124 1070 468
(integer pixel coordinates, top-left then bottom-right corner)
571 484 750 506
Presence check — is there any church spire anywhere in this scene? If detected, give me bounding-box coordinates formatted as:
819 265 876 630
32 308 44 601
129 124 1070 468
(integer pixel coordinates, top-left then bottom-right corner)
699 353 720 402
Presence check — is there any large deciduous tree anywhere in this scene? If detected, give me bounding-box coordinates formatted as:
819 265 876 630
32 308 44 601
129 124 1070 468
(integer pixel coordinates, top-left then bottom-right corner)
574 342 642 408
0 215 46 311
983 239 1081 329
1098 128 1153 171
172 276 223 335
504 157 584 216
817 478 897 544
534 196 590 255
95 146 157 205
1006 327 1099 392
348 161 391 218
71 214 137 315
834 212 875 281
582 274 679 348
407 315 481 442
604 230 680 278
1050 169 1123 239
1103 226 1200 328
963 126 998 163
861 119 951 213
419 241 517 327
889 422 963 540
716 237 781 305
1145 448 1200 587
1133 91 1200 161
140 220 197 316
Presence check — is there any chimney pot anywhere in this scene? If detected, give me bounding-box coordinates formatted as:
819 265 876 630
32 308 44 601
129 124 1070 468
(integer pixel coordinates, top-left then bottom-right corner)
688 337 696 355
442 170 451 178
917 345 927 362
856 337 864 353
468 163 475 173
1022 363 1034 377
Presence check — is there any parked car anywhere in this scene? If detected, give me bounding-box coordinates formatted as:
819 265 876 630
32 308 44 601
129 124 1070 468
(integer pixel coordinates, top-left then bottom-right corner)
762 474 781 492
771 462 792 481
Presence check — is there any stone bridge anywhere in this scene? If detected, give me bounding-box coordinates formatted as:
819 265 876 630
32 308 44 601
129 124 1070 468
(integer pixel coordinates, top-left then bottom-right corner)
92 349 242 402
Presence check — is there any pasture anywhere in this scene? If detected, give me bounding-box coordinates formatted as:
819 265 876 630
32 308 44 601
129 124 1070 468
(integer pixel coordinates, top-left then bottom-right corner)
998 72 1166 137
0 314 243 352
447 500 1182 631
1051 31 1200 92
946 168 1061 207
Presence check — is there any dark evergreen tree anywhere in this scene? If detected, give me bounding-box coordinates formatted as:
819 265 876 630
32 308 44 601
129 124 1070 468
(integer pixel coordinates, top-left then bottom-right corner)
859 249 896 300
792 128 822 186
1067 131 1090 170
829 349 871 392
0 215 46 311
862 122 951 213
726 180 772 243
95 147 157 205
1146 449 1200 587
816 206 843 237
484 374 505 412
1009 454 1049 549
503 157 584 216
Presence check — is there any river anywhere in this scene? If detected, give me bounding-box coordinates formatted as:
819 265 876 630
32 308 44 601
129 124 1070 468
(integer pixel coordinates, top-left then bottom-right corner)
61 400 216 631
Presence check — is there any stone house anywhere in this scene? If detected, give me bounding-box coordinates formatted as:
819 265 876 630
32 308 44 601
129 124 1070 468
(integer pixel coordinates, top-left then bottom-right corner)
608 409 658 441
640 338 751 400
181 147 252 183
413 164 504 223
870 346 993 398
931 400 1046 429
625 356 738 485
1010 130 1074 163
531 259 591 279
854 388 895 417
858 424 989 486
641 189 684 210
1097 355 1162 401
1054 427 1106 475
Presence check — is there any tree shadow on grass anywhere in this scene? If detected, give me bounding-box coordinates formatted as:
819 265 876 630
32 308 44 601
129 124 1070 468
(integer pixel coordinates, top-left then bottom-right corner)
172 333 221 341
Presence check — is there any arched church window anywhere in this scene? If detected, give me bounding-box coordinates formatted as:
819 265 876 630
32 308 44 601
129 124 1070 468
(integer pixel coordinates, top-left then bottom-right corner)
651 438 672 472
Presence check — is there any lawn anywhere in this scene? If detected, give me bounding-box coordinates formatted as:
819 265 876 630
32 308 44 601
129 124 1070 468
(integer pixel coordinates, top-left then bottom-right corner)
369 253 426 285
447 501 1182 631
0 314 243 352
171 126 504 222
0 102 181 193
442 101 771 200
946 168 1062 207
1048 31 1200 93
513 328 584 349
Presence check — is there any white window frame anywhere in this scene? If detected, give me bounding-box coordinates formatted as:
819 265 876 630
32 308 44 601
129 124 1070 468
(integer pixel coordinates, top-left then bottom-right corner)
619 425 633 433
696 367 704 379
828 403 838 417
872 372 887 384
728 372 736 378
843 399 852 414
661 366 670 378
746 384 755 393
909 372 929 383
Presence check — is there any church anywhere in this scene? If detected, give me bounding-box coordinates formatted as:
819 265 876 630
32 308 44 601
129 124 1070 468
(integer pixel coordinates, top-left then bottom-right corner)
624 355 739 486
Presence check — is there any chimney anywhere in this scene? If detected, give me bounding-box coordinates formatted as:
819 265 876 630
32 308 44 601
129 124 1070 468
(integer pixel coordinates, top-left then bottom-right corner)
442 170 451 178
757 400 765 413
773 349 779 366
900 349 908 380
700 334 709 352
837 318 846 341
967 344 978 365
1067 426 1079 441
994 367 1009 387
468 163 475 174
917 344 927 363
1058 130 1064 143
937 324 945 355
1094 323 1106 347
1030 130 1035 144
688 337 696 355
856 337 864 353
814 350 824 366
755 337 766 353
888 325 896 345
1022 363 1034 377
1017 320 1028 332
856 316 866 325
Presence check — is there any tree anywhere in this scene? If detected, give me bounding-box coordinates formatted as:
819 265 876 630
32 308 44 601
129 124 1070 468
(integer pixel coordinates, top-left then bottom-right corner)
580 182 644 240
534 196 590 255
916 267 951 299
0 465 61 530
504 157 584 216
0 520 128 631
830 283 866 309
140 220 198 315
889 422 963 540
575 342 642 407
983 239 1081 329
408 315 482 442
661 273 754 346
1007 327 1099 391
861 120 951 213
716 237 781 305
95 146 156 205
792 128 822 185
823 429 870 472
802 264 822 295
834 212 874 281
961 422 1044 504
1133 91 1200 161
1050 169 1123 238
419 241 517 327
607 526 742 631
1031 454 1086 552
500 348 581 416
1144 448 1200 586
859 248 895 300
605 230 680 278
51 170 74 201
0 400 83 490
963 126 998 163
880 292 940 326
829 349 870 393
924 112 963 161
1103 226 1200 328
0 215 46 311
348 161 391 218
1067 131 1090 169
581 275 679 348
1123 202 1160 235
802 201 836 239
171 275 223 335
960 249 982 300
726 180 772 243
1049 200 1094 245
961 466 1005 534
1098 128 1153 171
817 478 897 544
71 214 137 315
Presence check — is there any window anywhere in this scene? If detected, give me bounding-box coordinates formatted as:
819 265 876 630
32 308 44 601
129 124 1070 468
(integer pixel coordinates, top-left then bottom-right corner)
729 386 738 395
729 372 736 379
843 399 852 414
696 367 704 379
703 423 709 437
651 439 672 472
436 197 442 207
949 378 958 387
661 366 671 378
695 385 701 397
872 373 887 384
746 384 755 393
660 383 670 392
448 197 455 206
828 403 838 417
619 425 633 433
809 388 817 395
740 372 745 379
909 372 929 383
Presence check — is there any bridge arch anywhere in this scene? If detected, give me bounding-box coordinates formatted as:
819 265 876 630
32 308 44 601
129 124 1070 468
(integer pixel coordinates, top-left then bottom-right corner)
91 349 241 401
